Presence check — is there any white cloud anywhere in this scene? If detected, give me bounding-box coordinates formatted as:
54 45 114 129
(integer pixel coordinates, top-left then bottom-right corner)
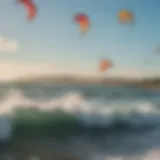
0 36 19 53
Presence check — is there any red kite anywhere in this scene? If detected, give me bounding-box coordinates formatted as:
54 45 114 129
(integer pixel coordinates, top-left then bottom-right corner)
17 0 37 21
74 13 89 34
99 59 112 72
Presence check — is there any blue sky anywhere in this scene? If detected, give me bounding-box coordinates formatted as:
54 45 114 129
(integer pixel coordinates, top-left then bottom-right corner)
0 0 160 79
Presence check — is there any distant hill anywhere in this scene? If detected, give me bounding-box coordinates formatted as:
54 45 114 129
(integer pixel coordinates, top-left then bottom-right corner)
11 74 160 89
137 78 160 88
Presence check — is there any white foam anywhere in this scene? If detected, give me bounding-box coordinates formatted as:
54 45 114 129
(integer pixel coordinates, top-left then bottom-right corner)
0 89 159 127
102 149 160 160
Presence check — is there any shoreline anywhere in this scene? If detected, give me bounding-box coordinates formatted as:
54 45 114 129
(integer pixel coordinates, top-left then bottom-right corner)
0 76 160 89
136 84 160 89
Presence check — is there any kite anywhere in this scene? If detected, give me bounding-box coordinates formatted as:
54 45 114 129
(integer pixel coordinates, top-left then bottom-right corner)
99 59 113 72
118 9 134 25
17 0 37 21
74 13 89 34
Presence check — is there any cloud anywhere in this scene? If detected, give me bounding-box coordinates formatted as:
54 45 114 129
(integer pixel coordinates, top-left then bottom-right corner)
0 36 19 53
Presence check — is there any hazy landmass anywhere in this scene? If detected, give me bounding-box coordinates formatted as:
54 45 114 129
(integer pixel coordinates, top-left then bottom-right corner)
136 78 160 89
6 74 160 89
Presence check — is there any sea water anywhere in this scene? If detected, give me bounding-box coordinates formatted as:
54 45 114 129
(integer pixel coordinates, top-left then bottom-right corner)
0 82 160 160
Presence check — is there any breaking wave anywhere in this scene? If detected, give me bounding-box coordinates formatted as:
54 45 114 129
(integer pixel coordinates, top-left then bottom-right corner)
0 88 160 135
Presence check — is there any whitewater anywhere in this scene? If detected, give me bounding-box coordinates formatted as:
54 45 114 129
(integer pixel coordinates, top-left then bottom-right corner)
0 83 160 160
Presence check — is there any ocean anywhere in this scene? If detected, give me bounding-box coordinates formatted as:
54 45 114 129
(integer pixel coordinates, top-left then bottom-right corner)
0 82 160 160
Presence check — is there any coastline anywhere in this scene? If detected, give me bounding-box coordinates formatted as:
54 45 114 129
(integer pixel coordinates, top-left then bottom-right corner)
1 75 160 89
136 84 160 89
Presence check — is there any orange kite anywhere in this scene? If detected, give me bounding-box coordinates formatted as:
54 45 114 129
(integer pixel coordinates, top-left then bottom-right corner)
74 13 89 33
118 9 134 24
99 59 112 72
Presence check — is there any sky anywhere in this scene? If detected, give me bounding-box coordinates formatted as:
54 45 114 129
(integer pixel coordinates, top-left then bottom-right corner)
0 0 160 81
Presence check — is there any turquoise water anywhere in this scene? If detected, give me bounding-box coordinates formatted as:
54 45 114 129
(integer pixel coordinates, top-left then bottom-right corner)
0 83 160 160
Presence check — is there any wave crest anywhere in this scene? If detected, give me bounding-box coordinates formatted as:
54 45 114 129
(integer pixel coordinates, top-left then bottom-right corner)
0 89 160 132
